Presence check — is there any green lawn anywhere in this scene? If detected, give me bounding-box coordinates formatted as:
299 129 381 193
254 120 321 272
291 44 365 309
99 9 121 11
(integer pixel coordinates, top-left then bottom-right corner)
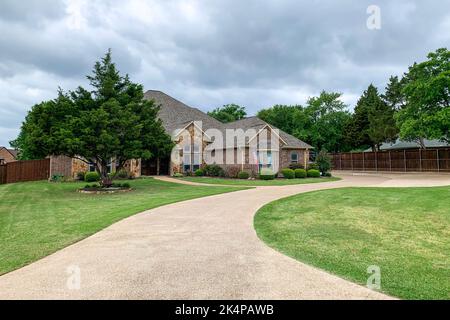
254 187 450 300
0 178 246 275
179 176 340 186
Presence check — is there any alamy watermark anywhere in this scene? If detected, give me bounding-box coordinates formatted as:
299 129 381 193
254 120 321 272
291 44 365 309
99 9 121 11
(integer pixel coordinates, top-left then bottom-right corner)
66 265 81 290
367 265 381 290
367 5 381 30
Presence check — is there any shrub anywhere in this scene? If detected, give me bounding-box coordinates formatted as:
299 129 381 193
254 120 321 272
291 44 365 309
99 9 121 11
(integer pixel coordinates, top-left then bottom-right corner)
114 169 129 179
50 173 65 182
225 165 240 178
195 169 205 176
173 173 184 178
295 168 307 178
204 164 225 177
323 172 332 177
259 168 275 180
238 171 250 179
281 168 295 179
307 169 320 178
85 171 101 182
76 172 86 181
316 149 332 174
308 163 320 171
121 182 131 189
289 163 304 170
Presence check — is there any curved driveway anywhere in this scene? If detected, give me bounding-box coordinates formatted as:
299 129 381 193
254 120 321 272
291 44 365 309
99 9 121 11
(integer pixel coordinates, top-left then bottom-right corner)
0 172 449 300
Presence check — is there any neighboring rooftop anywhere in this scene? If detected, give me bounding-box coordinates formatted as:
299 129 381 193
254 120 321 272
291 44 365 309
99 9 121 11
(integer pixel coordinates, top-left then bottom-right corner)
0 147 18 158
144 90 312 149
365 139 450 151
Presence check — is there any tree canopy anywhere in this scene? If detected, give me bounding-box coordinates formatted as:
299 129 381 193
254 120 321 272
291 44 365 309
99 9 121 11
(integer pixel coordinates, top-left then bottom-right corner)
11 50 173 184
207 104 247 123
258 91 352 152
396 48 450 145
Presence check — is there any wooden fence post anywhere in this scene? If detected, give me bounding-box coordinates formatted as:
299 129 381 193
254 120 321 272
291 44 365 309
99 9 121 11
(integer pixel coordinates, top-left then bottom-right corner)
389 150 392 171
437 149 440 172
404 149 407 172
419 149 422 172
351 152 354 171
340 153 342 170
362 152 365 171
375 151 378 172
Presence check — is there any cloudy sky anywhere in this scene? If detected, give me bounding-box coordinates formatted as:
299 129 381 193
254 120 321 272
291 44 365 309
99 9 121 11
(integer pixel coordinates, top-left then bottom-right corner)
1 0 449 147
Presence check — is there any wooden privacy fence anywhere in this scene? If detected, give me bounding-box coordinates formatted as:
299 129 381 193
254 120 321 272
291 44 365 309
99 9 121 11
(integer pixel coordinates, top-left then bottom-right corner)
330 148 450 172
0 158 50 184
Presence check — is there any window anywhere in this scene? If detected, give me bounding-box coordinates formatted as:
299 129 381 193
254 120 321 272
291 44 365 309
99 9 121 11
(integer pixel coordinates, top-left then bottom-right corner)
183 144 192 172
291 152 299 164
258 151 273 171
89 163 96 172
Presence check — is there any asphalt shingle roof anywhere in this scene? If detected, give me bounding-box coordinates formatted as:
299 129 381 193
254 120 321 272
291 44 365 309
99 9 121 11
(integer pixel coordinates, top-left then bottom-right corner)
364 139 450 151
144 90 312 149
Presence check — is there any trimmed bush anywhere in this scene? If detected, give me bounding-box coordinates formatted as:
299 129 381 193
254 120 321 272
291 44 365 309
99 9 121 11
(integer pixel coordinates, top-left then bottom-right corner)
295 168 307 178
195 169 205 176
259 168 275 180
308 163 320 171
289 163 304 170
121 182 131 189
204 164 225 177
84 171 101 182
323 172 332 177
76 172 86 181
307 169 320 178
281 168 295 179
238 171 250 179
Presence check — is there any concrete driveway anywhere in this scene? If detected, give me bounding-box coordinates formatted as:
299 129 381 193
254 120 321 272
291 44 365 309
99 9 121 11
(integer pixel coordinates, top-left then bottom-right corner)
0 172 449 300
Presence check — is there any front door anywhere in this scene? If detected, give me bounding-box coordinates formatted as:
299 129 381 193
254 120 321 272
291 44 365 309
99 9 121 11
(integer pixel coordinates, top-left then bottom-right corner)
141 159 157 176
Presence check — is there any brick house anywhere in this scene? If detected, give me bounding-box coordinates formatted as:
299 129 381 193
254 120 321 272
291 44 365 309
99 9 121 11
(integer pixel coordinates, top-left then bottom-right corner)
50 91 312 178
0 147 18 165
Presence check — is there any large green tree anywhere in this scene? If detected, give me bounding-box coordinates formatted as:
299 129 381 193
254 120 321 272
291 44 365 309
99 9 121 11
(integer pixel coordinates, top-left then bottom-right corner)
396 48 450 145
346 84 397 151
301 91 352 152
207 104 247 123
382 75 405 111
258 92 351 152
11 51 173 185
257 104 307 136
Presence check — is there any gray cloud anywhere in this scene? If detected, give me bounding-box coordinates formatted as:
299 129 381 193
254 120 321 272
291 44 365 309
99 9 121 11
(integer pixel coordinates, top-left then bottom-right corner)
0 0 449 147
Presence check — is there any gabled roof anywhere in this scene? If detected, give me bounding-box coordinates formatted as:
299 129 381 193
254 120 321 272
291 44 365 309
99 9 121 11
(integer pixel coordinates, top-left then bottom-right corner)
0 147 18 159
144 90 225 135
226 117 312 149
144 90 312 149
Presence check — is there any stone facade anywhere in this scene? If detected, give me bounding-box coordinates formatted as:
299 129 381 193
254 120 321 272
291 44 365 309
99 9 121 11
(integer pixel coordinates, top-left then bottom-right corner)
124 159 141 178
72 158 89 178
49 155 142 180
167 125 309 177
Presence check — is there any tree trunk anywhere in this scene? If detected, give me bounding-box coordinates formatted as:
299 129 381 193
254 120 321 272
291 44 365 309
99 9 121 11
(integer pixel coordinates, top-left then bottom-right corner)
98 162 112 187
417 138 426 149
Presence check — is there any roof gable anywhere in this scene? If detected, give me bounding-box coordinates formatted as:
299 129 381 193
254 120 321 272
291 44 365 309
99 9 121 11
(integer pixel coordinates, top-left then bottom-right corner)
144 91 312 149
